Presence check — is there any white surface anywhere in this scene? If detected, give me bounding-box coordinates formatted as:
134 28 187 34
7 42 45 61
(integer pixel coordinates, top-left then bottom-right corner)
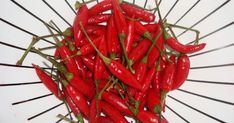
0 0 234 123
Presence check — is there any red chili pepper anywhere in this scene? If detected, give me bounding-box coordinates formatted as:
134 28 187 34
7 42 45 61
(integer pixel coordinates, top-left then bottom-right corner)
165 33 206 53
139 95 146 111
88 0 112 16
57 42 80 77
81 56 95 71
128 38 152 65
106 15 121 59
144 23 160 32
133 33 143 43
86 25 106 35
134 61 147 83
102 92 132 116
112 0 127 40
32 64 63 100
88 14 111 24
80 22 142 90
98 80 124 94
73 56 87 79
134 21 152 40
152 69 162 95
73 4 88 47
135 64 156 102
68 76 95 99
136 110 168 123
94 36 108 81
63 87 84 122
97 116 114 123
161 56 176 92
147 88 161 114
147 29 164 68
101 101 128 123
120 3 155 22
90 98 101 123
125 19 135 54
171 55 190 90
77 36 102 56
64 83 90 118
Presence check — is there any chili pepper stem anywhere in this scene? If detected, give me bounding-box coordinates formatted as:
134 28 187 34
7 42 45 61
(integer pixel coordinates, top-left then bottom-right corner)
110 52 117 60
79 22 111 65
63 101 73 120
119 34 135 73
76 113 84 123
94 80 100 116
57 114 77 123
97 77 113 100
38 45 57 51
31 48 73 81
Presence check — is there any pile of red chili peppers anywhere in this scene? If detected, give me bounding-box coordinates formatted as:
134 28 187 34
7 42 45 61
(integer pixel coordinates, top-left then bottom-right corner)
17 0 206 122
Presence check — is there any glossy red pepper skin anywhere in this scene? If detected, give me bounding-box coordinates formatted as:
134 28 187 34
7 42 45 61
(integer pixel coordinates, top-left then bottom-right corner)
73 56 87 79
112 0 127 38
129 39 152 65
120 3 155 22
81 56 95 71
134 61 147 82
58 44 80 77
94 36 108 81
171 55 190 90
73 4 88 47
97 116 114 123
69 76 95 99
136 110 168 123
86 25 106 35
90 99 101 123
107 60 141 90
166 37 206 53
65 84 89 118
147 88 161 114
106 15 121 58
152 70 162 95
88 14 111 24
135 64 156 101
33 64 63 100
134 21 151 39
147 30 164 68
133 33 142 43
125 19 135 54
101 101 128 123
161 56 176 92
79 36 102 55
88 0 112 16
102 92 132 116
144 23 160 32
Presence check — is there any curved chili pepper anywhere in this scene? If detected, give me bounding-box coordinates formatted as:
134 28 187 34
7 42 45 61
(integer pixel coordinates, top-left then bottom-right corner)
64 83 90 118
88 14 111 24
101 101 128 123
135 61 147 82
88 0 112 16
32 64 63 100
73 4 88 47
171 55 190 90
147 88 161 114
136 110 168 123
128 39 152 65
134 21 152 40
152 69 162 95
94 36 108 81
102 92 132 116
63 87 84 122
165 33 206 53
125 19 135 54
106 15 121 59
73 56 87 79
161 56 176 92
120 3 155 22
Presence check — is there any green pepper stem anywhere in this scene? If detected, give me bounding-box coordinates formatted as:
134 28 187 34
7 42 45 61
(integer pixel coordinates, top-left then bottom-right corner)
79 22 111 65
16 37 39 66
57 114 77 123
76 113 84 123
31 48 73 81
63 101 73 120
38 45 57 51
